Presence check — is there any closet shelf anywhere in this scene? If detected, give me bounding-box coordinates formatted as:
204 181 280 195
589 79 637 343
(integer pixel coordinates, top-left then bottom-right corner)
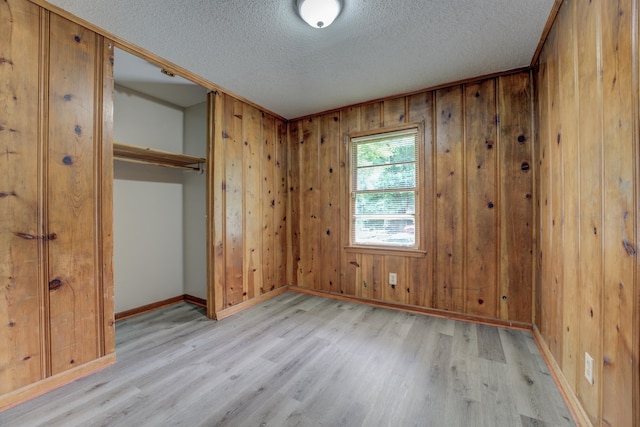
113 142 205 171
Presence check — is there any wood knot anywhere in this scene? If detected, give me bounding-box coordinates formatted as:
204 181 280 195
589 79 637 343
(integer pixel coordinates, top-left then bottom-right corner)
623 239 636 256
48 278 63 291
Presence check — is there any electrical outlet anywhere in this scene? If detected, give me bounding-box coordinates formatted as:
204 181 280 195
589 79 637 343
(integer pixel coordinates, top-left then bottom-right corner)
389 272 397 285
584 352 594 385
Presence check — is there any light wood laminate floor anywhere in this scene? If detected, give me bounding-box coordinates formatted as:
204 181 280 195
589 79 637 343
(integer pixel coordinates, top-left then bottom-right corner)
1 292 575 426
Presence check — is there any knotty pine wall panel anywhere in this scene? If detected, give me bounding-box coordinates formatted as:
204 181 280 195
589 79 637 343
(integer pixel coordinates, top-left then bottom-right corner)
274 120 288 291
299 117 321 290
406 93 434 309
555 0 579 390
576 0 603 417
211 92 288 314
261 115 276 294
435 86 465 313
1 0 114 400
318 114 341 292
464 79 498 318
339 107 362 297
47 12 102 375
287 120 301 289
497 73 534 323
0 0 45 394
243 103 262 301
535 0 639 424
289 71 534 323
600 0 635 422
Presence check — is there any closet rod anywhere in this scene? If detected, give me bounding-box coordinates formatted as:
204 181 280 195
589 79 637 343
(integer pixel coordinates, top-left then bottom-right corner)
113 142 205 172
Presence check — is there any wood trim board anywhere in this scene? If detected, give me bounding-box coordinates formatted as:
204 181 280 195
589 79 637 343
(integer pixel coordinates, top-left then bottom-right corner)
0 354 116 413
532 325 592 427
214 286 290 320
115 295 206 321
288 286 532 330
530 0 564 67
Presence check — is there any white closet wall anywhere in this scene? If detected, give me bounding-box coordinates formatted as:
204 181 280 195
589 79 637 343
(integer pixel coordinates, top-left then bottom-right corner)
183 102 208 300
113 85 185 312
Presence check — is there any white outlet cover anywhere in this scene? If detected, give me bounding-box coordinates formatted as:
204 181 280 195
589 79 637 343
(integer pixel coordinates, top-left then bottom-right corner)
389 273 397 285
584 352 594 385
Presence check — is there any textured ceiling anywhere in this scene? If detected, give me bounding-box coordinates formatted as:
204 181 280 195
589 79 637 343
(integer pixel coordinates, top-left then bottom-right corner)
48 0 555 119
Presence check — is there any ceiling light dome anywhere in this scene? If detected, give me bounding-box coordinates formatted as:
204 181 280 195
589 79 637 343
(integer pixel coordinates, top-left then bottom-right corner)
297 0 342 29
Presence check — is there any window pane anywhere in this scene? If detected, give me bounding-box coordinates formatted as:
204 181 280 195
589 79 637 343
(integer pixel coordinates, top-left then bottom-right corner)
354 217 415 246
350 127 420 248
354 191 415 215
356 163 415 191
355 137 415 167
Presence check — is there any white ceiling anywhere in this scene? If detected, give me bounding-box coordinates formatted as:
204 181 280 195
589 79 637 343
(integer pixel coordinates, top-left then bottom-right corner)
48 0 555 119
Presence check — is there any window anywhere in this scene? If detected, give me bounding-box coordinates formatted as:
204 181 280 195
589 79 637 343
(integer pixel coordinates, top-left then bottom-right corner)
350 126 420 248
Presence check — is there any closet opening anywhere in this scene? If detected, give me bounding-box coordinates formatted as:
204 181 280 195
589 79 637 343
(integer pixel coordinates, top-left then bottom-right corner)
111 47 210 327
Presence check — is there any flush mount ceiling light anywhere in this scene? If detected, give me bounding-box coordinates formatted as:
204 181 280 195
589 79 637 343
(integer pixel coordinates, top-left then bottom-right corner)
297 0 342 29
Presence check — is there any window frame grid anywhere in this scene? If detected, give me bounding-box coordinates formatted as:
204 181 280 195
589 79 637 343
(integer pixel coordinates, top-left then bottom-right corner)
347 123 424 251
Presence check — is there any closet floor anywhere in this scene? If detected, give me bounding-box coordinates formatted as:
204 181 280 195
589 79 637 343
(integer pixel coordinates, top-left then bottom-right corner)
0 292 575 426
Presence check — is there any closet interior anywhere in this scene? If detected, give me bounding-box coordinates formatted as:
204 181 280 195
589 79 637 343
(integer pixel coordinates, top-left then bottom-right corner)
112 47 209 317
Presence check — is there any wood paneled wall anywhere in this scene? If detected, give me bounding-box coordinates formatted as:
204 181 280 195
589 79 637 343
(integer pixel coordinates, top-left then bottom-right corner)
0 0 44 394
535 0 639 425
210 92 288 316
0 0 114 398
289 72 534 323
